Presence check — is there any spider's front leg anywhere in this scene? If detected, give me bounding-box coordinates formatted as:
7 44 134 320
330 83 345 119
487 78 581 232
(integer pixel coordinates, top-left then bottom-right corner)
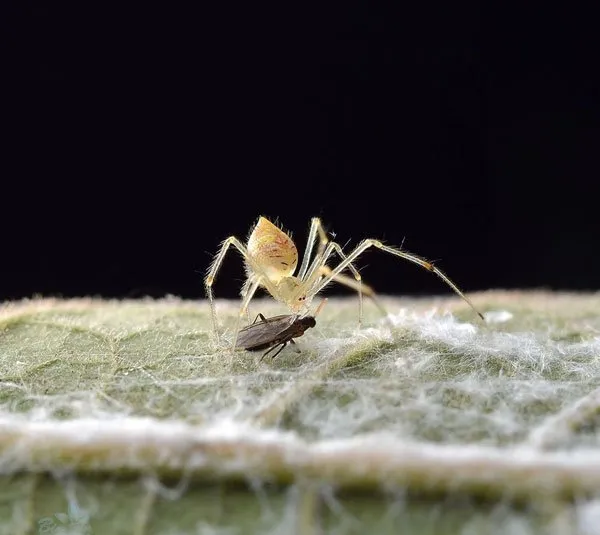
204 236 261 344
297 217 332 281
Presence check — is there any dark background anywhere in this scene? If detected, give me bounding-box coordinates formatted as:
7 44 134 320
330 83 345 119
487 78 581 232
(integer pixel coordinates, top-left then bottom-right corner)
3 4 599 302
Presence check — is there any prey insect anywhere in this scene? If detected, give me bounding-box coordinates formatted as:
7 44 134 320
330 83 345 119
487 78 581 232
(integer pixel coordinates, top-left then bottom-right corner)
205 216 483 347
237 313 317 361
237 299 326 361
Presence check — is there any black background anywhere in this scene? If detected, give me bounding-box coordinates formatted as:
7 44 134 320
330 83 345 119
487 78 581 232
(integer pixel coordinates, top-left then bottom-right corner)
3 4 599 302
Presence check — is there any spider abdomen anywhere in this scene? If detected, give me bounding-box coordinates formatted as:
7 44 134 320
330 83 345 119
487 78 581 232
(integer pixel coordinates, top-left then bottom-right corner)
246 216 298 281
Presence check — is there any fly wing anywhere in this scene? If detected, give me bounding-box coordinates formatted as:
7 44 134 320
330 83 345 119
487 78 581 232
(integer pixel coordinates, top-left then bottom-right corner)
236 314 298 350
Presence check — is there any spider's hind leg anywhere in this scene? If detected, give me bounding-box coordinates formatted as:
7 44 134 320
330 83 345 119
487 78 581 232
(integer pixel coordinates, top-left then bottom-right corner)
318 265 389 322
313 239 483 321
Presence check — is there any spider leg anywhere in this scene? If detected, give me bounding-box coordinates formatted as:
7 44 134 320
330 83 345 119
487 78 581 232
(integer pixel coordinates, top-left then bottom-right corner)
297 217 325 281
240 275 259 324
232 277 263 350
312 239 484 321
318 265 388 318
204 236 250 343
302 241 365 325
205 237 279 344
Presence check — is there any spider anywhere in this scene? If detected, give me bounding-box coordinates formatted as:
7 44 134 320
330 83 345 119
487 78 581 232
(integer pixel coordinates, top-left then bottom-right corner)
205 216 483 346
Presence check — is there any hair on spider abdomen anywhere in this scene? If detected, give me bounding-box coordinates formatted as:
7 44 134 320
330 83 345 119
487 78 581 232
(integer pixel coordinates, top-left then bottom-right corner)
205 216 483 348
236 313 317 361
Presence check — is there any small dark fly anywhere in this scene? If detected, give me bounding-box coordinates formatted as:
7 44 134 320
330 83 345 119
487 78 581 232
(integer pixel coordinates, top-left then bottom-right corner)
237 299 327 361
237 313 317 360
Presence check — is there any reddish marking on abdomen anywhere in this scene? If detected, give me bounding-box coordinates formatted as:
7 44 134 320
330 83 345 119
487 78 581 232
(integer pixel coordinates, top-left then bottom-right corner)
273 234 292 247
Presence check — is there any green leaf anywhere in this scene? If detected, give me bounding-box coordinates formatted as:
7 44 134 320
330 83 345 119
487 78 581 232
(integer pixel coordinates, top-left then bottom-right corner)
1 292 600 534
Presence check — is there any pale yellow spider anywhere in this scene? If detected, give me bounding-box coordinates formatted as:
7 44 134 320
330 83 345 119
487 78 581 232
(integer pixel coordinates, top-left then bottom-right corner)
205 216 483 346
